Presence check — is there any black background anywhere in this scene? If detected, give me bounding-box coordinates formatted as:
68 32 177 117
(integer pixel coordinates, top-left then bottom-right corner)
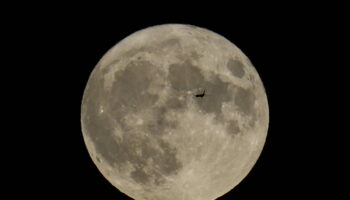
5 4 343 199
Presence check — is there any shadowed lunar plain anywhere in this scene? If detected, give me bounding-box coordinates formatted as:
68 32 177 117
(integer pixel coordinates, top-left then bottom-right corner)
81 24 269 200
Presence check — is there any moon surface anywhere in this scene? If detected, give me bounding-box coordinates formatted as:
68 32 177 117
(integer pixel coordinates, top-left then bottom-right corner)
81 24 269 200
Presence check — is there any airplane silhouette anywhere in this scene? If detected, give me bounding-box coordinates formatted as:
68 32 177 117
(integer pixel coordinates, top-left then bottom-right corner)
195 90 206 98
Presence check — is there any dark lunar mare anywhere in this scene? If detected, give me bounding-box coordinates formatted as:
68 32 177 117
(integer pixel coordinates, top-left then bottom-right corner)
168 60 257 135
82 60 183 186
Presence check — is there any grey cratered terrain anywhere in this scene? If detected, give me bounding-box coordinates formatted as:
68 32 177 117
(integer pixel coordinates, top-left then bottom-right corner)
81 24 269 200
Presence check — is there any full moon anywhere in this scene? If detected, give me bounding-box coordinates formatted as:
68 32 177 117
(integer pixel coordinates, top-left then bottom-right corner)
81 24 269 200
